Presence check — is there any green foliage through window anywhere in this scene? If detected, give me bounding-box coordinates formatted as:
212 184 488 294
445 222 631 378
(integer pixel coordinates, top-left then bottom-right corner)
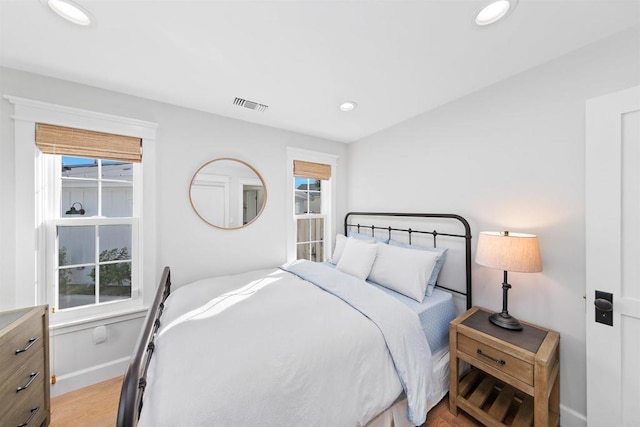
58 247 71 288
89 247 131 287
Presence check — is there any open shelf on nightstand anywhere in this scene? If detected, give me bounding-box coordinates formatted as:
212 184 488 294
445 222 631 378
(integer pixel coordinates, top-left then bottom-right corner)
456 368 553 427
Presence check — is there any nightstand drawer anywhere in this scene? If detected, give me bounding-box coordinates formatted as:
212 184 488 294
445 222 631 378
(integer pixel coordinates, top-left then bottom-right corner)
458 333 534 386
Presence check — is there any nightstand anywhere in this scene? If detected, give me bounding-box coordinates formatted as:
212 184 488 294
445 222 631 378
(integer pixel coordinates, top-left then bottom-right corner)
449 306 560 426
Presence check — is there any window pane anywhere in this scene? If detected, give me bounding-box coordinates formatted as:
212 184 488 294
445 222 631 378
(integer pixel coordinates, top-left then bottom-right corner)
307 180 321 191
294 177 308 189
297 218 324 242
310 242 324 262
62 156 98 179
99 262 131 303
58 267 95 309
295 242 324 262
102 182 133 217
294 177 322 214
297 243 309 260
295 190 308 214
309 218 324 241
102 160 133 182
307 191 322 214
297 219 310 242
59 226 95 266
99 225 132 260
61 180 98 217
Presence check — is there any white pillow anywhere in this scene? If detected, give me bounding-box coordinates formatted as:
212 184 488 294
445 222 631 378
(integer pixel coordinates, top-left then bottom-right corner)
331 234 348 264
335 237 378 280
388 240 448 297
368 242 439 302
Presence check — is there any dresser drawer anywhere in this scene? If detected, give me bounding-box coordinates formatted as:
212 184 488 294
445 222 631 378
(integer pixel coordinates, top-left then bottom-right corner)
2 375 46 427
0 306 49 427
0 312 45 385
0 342 45 419
458 333 534 386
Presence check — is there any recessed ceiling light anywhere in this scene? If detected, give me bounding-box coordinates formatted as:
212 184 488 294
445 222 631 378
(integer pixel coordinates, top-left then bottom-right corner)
475 0 515 26
47 0 92 26
339 101 357 112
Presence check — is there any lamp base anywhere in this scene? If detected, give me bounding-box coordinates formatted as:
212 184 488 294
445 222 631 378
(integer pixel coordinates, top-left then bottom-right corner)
489 312 523 331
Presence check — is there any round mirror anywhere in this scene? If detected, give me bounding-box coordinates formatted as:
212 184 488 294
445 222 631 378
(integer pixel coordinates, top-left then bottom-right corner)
189 158 267 229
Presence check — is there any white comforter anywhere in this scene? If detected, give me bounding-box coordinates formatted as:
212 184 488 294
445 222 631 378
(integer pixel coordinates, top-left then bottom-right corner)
139 264 429 426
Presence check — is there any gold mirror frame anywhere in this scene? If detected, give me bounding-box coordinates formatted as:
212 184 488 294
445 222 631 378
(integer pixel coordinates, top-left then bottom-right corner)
189 158 267 230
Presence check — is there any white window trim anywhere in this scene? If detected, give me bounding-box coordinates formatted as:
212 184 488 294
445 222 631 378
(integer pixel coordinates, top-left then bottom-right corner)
5 95 157 327
286 147 338 263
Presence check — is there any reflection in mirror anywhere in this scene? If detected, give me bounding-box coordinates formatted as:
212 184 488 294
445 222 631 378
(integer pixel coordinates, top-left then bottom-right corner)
189 158 267 229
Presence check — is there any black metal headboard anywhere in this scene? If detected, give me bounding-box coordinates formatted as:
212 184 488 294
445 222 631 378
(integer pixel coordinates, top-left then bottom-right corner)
344 212 472 309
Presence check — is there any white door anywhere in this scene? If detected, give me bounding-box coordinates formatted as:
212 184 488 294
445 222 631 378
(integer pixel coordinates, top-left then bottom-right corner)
586 85 640 426
191 182 228 227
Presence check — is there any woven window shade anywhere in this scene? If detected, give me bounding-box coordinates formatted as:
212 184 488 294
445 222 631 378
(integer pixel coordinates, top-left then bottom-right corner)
293 160 331 180
35 123 142 163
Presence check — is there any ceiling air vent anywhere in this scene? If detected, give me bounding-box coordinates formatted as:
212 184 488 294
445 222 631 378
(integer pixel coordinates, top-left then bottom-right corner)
233 97 268 112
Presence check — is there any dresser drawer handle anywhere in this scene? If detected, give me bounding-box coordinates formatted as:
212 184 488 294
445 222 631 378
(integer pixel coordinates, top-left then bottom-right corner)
17 406 39 427
477 349 506 365
15 337 39 354
16 372 39 392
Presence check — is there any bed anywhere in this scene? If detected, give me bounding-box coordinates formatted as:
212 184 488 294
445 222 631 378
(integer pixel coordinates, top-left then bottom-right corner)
118 212 472 427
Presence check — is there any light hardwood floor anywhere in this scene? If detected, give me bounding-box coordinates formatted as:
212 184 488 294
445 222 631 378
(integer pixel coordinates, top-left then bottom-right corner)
51 377 122 427
50 377 478 426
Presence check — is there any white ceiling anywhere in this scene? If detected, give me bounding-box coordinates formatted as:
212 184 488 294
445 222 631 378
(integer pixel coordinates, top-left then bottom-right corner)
1 1 638 143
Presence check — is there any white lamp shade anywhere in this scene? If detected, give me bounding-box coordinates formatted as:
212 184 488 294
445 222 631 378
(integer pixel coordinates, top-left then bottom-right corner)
475 231 542 273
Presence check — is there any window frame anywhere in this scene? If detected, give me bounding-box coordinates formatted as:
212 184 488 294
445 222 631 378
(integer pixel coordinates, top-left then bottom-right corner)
43 154 141 320
295 177 326 262
6 95 157 326
286 148 338 263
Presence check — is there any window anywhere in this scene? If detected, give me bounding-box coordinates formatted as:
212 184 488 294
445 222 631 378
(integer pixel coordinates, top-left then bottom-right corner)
55 156 138 310
287 150 337 263
295 176 325 261
6 96 156 324
34 122 144 320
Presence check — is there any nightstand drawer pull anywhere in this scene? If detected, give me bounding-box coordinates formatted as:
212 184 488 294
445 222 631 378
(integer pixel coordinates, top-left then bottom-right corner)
16 372 39 392
17 406 39 427
477 349 506 365
15 337 39 354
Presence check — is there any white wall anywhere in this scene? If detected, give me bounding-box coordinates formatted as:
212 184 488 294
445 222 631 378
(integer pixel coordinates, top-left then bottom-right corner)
0 67 348 394
347 26 640 425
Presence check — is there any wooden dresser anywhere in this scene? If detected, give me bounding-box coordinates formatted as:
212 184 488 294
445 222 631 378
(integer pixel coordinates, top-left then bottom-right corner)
0 305 50 427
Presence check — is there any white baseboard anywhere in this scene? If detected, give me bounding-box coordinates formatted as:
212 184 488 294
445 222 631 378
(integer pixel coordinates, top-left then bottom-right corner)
560 403 587 427
50 356 130 397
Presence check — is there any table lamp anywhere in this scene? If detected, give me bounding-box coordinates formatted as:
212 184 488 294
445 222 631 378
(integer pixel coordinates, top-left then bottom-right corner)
475 231 542 330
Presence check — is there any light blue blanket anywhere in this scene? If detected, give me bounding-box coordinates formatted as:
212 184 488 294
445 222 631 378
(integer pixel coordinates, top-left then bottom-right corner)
283 260 432 426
